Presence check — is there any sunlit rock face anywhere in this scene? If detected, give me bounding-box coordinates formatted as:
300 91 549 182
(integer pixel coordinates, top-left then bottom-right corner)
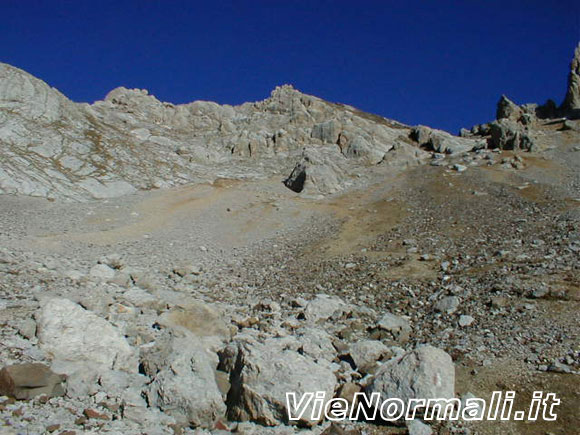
0 63 448 200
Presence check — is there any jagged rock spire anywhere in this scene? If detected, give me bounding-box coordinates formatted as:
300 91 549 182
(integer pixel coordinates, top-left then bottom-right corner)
561 42 580 116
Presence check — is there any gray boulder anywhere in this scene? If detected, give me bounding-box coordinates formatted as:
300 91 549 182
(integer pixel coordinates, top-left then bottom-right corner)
295 327 337 362
496 95 523 121
434 296 460 314
303 294 347 322
373 312 411 343
407 419 433 435
226 339 337 426
143 332 226 428
89 263 116 280
157 301 232 341
366 345 455 417
348 340 392 374
284 148 348 196
410 126 475 155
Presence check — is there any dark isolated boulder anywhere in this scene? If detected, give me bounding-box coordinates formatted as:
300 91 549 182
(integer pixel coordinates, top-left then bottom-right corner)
284 161 307 192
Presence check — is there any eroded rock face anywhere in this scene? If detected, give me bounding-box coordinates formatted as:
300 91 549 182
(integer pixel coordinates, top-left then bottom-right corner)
489 119 535 151
410 125 478 155
496 95 524 121
284 148 349 196
0 64 426 201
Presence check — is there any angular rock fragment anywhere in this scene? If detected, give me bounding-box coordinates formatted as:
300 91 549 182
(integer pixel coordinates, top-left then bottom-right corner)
225 339 337 426
144 332 226 428
347 340 392 374
365 345 455 419
36 298 137 375
489 119 535 151
0 363 65 400
303 294 347 322
157 301 231 341
372 312 411 343
284 148 347 195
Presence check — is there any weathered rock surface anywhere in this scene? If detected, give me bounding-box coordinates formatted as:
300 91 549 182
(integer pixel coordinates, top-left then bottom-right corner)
303 294 347 322
373 312 411 343
488 119 535 151
0 64 425 201
143 332 226 428
225 338 337 426
407 419 433 435
35 298 137 375
366 345 455 416
496 95 524 122
0 43 578 435
410 125 478 155
284 148 349 195
157 301 231 341
347 340 392 374
561 43 580 117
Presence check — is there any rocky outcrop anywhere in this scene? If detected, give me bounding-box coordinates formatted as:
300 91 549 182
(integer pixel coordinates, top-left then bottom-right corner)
464 96 538 151
462 43 580 143
284 148 349 196
0 64 426 201
561 43 580 117
489 119 535 151
410 125 480 155
496 95 524 121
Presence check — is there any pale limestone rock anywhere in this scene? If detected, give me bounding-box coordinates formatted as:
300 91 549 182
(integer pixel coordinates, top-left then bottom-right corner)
303 294 347 322
226 338 337 426
143 332 226 428
348 340 392 374
36 298 138 374
366 345 455 417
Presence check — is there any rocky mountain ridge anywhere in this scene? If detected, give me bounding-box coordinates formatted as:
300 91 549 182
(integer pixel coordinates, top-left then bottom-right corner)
0 61 490 201
2 43 579 202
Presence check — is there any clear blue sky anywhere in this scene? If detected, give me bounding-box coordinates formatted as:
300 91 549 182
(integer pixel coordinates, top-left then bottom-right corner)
2 1 579 133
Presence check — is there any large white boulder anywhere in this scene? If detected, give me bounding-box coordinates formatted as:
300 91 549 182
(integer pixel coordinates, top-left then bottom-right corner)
226 338 337 426
36 298 137 375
